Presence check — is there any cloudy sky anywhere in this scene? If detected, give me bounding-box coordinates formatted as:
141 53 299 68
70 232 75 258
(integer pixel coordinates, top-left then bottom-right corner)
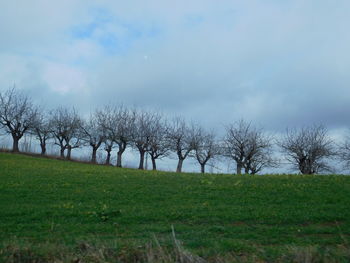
1 0 350 171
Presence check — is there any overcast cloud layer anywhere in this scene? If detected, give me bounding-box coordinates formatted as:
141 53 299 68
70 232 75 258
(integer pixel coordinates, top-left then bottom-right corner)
1 0 350 133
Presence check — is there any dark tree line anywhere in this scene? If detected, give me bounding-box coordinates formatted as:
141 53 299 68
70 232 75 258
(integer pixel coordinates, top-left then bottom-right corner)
1 87 350 174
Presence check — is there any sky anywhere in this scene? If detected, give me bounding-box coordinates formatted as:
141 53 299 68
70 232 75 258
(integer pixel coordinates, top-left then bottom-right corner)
1 0 350 172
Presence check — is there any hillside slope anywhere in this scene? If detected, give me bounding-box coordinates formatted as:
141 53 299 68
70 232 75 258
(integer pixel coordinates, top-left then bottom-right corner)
0 152 350 262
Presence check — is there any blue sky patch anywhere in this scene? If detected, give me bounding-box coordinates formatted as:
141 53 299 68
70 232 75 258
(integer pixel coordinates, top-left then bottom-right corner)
70 8 163 55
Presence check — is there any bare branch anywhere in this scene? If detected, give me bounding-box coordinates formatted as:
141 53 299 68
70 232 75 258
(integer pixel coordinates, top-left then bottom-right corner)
0 87 38 152
30 109 52 155
191 126 220 173
279 125 335 174
146 114 170 171
167 117 195 173
49 107 83 160
95 105 134 167
80 112 106 163
223 120 276 174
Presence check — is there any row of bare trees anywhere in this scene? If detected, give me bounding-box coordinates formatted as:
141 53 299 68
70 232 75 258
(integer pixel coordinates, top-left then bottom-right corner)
1 87 350 174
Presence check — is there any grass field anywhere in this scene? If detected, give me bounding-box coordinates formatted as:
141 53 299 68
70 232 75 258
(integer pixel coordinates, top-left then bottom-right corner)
1 152 350 262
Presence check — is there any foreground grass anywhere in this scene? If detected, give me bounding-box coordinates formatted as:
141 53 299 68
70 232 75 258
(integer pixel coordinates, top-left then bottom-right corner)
0 152 350 262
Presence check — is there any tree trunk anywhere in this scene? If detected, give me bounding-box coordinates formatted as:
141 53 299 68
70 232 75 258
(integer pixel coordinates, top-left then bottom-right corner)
91 146 98 163
176 159 184 173
244 167 249 174
66 146 72 160
40 143 46 155
201 163 205 174
60 147 65 158
12 136 20 153
151 157 157 171
236 163 242 175
138 151 145 170
116 151 123 168
105 150 111 165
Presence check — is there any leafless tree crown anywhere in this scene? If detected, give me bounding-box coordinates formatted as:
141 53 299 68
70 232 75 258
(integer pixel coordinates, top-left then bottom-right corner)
80 112 106 163
0 88 38 152
223 120 276 174
31 110 52 155
167 117 196 173
96 105 134 167
131 110 167 170
192 126 220 173
146 114 170 170
49 107 82 159
279 125 334 174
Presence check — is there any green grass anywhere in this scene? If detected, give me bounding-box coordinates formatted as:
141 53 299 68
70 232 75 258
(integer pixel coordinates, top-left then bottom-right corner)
0 152 350 262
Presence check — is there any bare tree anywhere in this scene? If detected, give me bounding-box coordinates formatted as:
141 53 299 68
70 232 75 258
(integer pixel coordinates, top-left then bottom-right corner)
31 110 52 155
0 88 38 152
167 117 195 173
96 105 134 168
192 127 220 174
147 114 170 170
223 120 252 174
49 107 82 160
80 112 106 163
223 120 275 174
131 110 160 170
279 125 334 174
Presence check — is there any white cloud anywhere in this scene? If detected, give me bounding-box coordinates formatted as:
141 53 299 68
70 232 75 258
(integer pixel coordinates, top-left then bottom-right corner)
42 62 87 95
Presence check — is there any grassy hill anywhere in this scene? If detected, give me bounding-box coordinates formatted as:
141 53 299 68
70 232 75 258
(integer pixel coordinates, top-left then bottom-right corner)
0 152 350 262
